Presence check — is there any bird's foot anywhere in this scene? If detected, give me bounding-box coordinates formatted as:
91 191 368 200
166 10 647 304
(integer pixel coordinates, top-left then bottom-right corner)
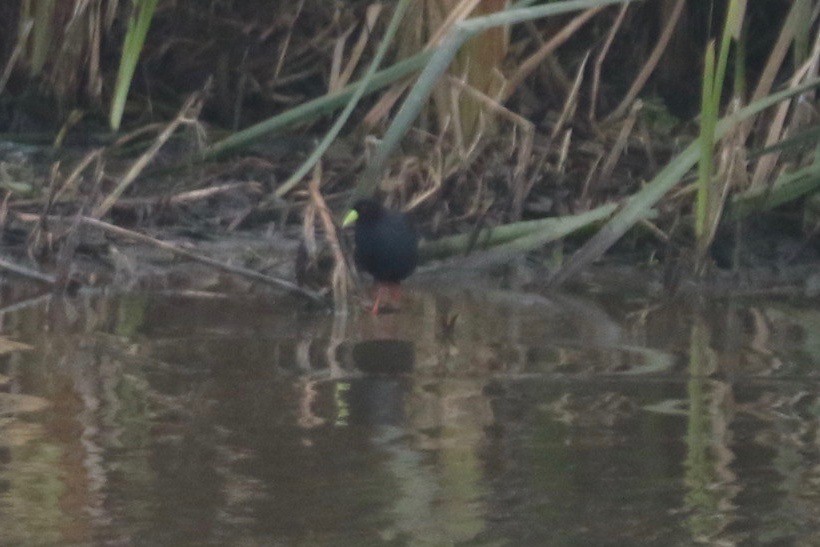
368 284 403 315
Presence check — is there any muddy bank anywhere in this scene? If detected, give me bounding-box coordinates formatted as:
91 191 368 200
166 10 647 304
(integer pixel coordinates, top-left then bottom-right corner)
2 222 818 314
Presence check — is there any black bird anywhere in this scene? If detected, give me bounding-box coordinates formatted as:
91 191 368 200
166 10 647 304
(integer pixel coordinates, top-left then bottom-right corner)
342 198 419 314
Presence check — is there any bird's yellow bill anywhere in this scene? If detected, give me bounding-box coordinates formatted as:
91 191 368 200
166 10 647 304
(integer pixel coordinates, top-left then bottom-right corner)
341 209 359 227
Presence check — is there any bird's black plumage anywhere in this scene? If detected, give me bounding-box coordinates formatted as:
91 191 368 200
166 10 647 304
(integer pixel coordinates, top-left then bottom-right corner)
344 199 418 284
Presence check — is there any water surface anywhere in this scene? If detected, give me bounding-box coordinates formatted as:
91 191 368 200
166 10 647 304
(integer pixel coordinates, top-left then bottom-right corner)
1 285 818 545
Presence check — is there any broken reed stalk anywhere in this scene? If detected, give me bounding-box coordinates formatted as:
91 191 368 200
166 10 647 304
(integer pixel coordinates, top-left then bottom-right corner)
113 182 262 209
444 74 535 216
504 6 603 101
0 256 56 285
597 100 641 185
728 158 820 220
358 0 634 198
202 52 432 162
605 0 685 122
589 3 628 122
330 4 384 92
273 0 411 199
694 0 747 269
93 89 205 219
550 51 589 140
0 19 33 94
83 216 325 303
362 0 485 129
306 166 350 313
750 33 820 189
11 212 326 304
549 76 820 287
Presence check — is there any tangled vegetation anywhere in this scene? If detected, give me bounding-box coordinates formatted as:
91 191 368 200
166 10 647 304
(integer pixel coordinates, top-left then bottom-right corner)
0 0 817 304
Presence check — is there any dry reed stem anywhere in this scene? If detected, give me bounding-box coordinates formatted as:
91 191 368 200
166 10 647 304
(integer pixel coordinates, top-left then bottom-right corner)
522 20 571 93
639 218 671 243
8 123 174 210
53 208 84 290
516 149 552 218
0 19 33 94
432 0 483 46
330 24 356 93
703 99 747 262
301 200 319 265
391 136 445 213
13 212 325 303
306 165 350 313
376 117 450 212
0 256 56 285
445 74 535 214
363 81 413 128
750 33 820 189
27 163 62 259
637 119 659 173
0 191 10 232
92 89 206 219
503 7 602 102
272 0 305 81
448 71 485 160
112 122 168 146
114 182 263 209
232 49 250 130
748 2 802 107
597 99 642 185
364 0 479 128
54 109 85 148
334 4 383 92
667 180 698 201
579 153 604 204
85 0 103 100
589 3 628 123
48 0 99 100
736 1 804 148
557 129 572 175
325 311 348 376
53 148 103 203
405 161 444 212
551 51 589 140
606 0 685 122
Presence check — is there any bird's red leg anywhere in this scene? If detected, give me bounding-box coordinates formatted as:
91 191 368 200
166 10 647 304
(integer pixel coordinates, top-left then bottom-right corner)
389 283 402 304
370 284 385 315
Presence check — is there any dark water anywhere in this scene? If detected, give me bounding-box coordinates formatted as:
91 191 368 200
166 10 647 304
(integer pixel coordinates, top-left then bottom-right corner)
1 285 818 545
